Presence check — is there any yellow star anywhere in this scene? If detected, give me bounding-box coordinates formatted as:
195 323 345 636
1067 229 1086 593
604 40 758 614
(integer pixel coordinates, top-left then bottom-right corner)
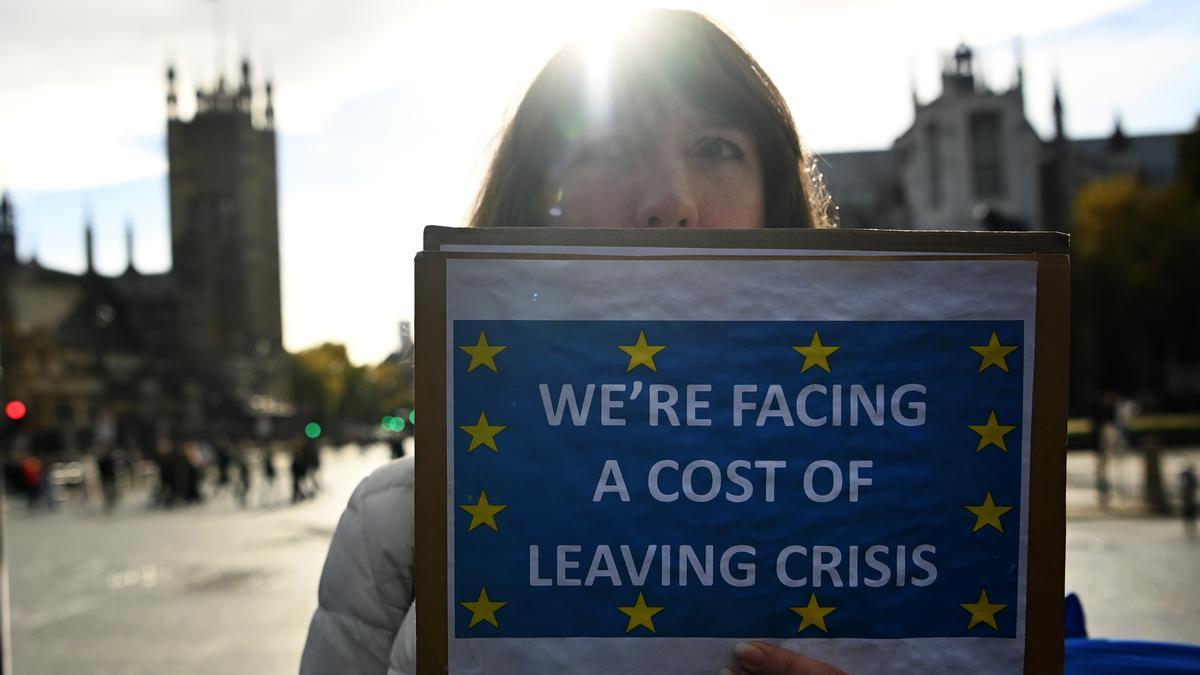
459 411 506 452
459 490 508 532
968 411 1017 452
970 331 1018 373
459 331 507 373
960 589 1007 631
792 331 840 373
460 587 507 629
618 592 665 633
618 331 666 373
790 593 837 633
965 491 1013 533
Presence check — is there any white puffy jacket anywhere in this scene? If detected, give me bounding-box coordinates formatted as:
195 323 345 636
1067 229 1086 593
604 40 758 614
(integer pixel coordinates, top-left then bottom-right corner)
301 456 417 674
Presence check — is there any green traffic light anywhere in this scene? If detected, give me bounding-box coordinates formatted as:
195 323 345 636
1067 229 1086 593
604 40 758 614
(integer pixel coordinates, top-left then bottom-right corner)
305 422 322 439
381 415 395 430
409 409 415 425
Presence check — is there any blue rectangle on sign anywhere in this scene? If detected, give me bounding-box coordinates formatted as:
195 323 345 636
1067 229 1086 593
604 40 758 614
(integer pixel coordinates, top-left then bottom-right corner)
451 320 1024 639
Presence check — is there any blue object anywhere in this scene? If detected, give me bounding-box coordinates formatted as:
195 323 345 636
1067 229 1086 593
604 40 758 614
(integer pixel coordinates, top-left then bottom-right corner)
1064 592 1088 639
1064 594 1200 672
1066 638 1200 673
452 320 1025 638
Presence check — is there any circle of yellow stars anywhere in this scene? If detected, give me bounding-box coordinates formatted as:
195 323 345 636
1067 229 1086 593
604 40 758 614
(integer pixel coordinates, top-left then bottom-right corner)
454 327 1024 634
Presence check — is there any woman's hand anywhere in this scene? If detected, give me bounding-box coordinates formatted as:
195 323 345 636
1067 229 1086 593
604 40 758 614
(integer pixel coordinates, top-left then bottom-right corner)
721 641 848 675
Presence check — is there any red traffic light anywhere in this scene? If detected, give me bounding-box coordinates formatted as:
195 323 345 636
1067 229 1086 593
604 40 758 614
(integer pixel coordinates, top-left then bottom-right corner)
5 400 27 420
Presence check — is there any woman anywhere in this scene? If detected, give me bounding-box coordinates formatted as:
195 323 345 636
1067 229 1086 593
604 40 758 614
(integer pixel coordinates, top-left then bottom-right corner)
471 9 831 231
301 10 841 675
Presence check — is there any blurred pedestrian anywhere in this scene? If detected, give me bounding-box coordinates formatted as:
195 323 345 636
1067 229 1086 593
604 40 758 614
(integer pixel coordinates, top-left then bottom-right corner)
19 452 47 510
232 442 251 508
152 440 172 506
159 440 198 507
214 436 233 494
388 436 406 460
97 447 120 513
3 449 21 496
261 445 278 504
182 441 205 504
290 443 309 503
78 434 105 509
1092 391 1117 509
302 436 322 497
1181 463 1197 538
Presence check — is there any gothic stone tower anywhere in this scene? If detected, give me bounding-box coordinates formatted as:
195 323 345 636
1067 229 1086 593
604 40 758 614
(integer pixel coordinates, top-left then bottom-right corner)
166 60 286 408
893 44 1044 230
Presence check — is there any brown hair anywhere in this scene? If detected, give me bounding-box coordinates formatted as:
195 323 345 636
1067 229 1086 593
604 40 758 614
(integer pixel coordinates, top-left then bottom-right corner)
469 9 833 229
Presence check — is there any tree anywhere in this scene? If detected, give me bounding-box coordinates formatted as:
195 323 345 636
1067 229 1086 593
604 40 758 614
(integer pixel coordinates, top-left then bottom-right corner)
288 342 415 437
1072 132 1200 408
289 343 354 423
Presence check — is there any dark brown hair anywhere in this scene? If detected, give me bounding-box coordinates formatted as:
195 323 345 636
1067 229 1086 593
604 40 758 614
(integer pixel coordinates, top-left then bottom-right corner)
469 9 833 229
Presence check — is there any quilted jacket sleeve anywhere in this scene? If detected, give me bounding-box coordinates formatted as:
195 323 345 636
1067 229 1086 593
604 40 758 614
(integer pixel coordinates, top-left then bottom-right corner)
300 456 415 674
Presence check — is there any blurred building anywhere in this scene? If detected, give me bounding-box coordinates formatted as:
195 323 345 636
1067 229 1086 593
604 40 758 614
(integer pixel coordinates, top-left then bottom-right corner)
0 59 288 453
822 44 1184 231
166 60 289 424
0 206 178 453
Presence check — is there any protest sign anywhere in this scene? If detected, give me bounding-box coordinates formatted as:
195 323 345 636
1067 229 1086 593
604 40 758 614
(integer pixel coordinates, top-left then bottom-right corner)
416 228 1068 674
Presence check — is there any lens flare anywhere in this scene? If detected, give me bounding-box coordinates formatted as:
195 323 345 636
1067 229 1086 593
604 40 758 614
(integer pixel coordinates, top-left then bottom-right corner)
577 9 642 124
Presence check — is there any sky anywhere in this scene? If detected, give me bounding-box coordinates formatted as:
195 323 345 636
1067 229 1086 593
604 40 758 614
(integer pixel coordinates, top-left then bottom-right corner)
2 0 1198 364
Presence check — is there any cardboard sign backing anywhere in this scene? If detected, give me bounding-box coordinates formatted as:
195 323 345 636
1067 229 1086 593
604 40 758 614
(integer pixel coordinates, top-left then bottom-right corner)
416 228 1067 674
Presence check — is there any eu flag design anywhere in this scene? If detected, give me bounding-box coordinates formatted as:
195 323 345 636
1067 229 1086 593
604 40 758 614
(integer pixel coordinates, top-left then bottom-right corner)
451 320 1024 639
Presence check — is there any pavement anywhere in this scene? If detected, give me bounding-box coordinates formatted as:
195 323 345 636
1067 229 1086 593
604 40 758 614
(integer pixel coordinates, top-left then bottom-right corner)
1063 448 1200 644
4 444 1199 673
5 443 397 675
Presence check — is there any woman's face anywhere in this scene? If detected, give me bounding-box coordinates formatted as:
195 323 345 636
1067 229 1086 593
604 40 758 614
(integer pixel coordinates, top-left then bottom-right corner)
543 92 765 229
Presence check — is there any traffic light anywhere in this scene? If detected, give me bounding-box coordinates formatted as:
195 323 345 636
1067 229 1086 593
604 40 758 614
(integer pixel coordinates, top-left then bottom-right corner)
4 399 26 420
304 421 322 439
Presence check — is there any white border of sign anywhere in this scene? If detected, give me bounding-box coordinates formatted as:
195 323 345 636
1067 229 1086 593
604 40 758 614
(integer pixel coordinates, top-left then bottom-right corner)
444 256 1037 674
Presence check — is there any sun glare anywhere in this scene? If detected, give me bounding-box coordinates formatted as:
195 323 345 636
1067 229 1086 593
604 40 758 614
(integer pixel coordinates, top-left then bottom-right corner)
574 8 645 123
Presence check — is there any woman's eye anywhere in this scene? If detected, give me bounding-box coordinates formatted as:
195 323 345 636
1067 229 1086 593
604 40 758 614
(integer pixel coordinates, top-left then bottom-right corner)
693 137 744 161
579 137 633 162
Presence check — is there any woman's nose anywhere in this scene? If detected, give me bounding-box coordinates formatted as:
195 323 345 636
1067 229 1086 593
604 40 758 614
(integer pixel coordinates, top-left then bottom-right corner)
635 163 700 228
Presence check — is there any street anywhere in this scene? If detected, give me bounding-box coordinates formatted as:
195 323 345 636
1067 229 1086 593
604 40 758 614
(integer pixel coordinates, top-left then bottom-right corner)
1064 448 1200 644
4 445 1199 673
7 444 395 674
